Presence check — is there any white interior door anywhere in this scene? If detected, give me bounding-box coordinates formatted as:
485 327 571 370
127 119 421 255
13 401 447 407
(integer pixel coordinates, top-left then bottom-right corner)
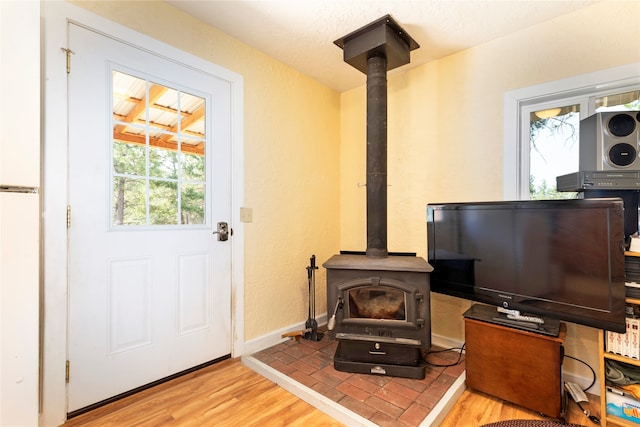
67 23 232 412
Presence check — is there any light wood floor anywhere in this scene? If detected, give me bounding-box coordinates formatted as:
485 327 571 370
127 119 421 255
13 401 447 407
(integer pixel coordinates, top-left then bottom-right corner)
62 358 343 427
439 388 601 427
63 357 600 426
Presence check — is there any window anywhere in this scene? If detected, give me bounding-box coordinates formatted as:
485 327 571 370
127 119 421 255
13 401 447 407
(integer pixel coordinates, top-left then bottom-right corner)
111 70 207 226
528 102 581 200
526 90 639 200
503 64 640 200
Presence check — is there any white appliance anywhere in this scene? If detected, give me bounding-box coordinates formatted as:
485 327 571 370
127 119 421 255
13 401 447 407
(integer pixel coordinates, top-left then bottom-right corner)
1 1 41 425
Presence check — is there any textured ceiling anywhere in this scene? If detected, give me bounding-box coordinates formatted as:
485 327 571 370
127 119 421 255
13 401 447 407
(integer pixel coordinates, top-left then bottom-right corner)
167 0 598 92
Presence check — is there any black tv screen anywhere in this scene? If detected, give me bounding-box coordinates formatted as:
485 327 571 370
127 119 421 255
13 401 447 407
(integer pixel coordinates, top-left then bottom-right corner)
427 198 626 333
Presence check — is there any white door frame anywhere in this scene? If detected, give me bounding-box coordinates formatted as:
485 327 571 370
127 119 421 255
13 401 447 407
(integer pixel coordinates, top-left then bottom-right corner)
41 3 244 425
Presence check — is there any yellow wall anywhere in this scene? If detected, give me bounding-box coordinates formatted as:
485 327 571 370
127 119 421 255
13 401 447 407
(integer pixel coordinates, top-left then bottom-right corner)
71 0 341 341
340 0 640 376
72 0 640 382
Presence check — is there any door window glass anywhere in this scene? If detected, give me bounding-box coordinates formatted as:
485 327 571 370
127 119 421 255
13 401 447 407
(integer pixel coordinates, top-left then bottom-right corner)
111 70 206 226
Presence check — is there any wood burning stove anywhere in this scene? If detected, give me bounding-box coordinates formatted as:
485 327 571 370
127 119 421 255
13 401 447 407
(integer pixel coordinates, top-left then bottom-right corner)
325 254 431 378
324 15 431 379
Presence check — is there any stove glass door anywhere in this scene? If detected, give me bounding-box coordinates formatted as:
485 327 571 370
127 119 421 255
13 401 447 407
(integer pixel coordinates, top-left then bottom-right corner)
347 286 406 320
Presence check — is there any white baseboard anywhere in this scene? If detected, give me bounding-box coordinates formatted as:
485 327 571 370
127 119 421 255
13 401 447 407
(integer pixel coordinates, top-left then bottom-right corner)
243 320 462 357
431 332 464 351
244 320 462 356
242 313 328 355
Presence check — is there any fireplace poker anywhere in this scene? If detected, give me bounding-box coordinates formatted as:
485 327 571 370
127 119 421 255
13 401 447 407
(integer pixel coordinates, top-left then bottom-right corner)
304 255 323 341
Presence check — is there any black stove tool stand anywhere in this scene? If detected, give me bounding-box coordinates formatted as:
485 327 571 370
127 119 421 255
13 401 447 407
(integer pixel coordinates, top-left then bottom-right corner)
304 255 323 341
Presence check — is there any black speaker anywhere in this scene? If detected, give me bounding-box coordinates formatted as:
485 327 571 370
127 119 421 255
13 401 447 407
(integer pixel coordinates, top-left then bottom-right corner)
579 111 640 171
584 189 639 238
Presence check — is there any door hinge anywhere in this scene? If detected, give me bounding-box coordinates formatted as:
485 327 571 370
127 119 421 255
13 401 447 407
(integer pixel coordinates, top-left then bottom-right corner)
65 360 70 383
61 48 75 74
67 205 71 229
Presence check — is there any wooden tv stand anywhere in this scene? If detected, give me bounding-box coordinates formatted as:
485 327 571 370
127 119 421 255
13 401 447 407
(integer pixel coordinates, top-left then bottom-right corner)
464 314 567 418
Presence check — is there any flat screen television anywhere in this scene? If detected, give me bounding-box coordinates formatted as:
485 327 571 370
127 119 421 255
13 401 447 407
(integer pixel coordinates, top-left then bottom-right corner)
427 198 627 333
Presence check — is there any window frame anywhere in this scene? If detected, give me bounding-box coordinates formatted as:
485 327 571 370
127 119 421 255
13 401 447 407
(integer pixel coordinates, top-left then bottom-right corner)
503 63 640 200
109 65 211 229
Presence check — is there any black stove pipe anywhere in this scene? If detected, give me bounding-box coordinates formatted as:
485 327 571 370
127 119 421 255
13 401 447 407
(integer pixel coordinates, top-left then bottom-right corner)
334 15 418 259
366 54 388 258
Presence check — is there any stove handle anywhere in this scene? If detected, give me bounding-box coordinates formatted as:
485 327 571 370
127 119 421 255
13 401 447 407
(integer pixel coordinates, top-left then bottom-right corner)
327 297 344 331
369 342 386 355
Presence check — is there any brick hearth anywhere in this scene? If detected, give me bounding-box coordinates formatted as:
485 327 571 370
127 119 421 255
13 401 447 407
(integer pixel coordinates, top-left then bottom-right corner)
244 330 465 427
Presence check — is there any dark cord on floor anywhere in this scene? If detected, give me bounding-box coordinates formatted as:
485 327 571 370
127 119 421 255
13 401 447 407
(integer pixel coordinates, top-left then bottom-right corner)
423 343 466 367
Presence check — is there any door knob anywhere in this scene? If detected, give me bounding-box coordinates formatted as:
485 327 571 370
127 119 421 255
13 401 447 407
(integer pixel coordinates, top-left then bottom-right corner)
213 222 229 241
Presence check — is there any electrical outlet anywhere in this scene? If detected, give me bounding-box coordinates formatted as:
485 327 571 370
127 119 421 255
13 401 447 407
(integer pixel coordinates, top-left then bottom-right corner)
240 207 253 223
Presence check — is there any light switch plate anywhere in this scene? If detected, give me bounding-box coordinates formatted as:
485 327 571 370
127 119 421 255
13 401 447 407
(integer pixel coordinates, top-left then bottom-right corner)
240 207 253 223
